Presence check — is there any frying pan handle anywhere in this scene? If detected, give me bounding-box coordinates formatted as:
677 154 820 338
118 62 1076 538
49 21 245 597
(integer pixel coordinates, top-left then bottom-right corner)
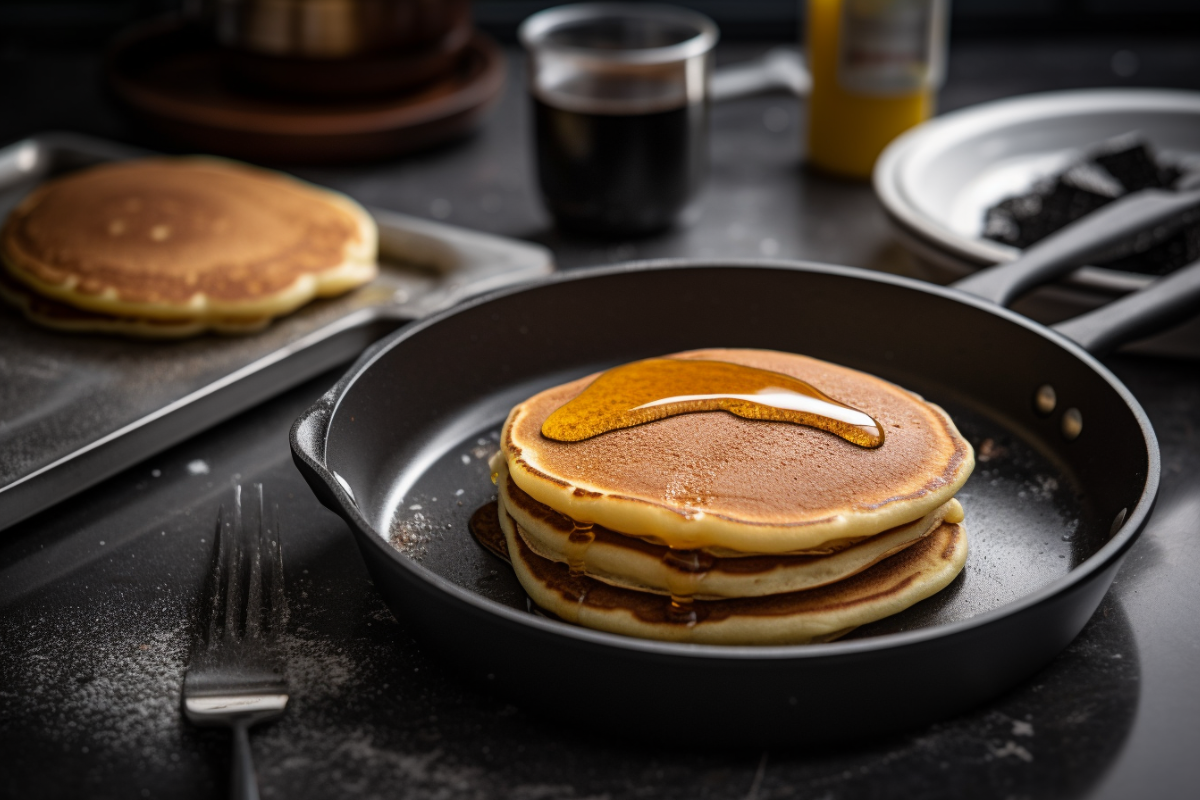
1052 257 1200 356
952 188 1200 307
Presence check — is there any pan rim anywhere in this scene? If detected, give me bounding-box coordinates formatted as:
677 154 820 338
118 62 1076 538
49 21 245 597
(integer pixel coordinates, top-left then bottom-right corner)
300 258 1160 661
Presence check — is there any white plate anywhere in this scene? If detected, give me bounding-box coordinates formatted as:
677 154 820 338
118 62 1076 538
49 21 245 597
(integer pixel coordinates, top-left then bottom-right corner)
874 88 1200 294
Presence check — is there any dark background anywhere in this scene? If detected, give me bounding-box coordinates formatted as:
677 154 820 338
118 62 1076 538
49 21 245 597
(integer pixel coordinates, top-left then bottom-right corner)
2 0 1199 46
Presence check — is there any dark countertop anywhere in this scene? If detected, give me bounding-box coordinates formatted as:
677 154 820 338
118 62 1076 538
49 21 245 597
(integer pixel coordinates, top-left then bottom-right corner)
2 35 1199 800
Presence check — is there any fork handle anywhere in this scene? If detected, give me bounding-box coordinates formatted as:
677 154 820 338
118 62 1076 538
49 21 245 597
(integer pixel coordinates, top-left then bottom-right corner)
232 721 260 800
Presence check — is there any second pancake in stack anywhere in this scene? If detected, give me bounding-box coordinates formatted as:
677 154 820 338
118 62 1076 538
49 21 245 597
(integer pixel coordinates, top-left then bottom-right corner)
483 348 975 645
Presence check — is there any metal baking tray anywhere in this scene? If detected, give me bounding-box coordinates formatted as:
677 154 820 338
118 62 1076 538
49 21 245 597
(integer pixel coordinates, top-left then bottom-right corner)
0 132 553 532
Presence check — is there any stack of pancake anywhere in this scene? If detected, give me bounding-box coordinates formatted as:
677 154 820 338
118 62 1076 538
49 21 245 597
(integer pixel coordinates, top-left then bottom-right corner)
477 348 974 645
0 157 377 337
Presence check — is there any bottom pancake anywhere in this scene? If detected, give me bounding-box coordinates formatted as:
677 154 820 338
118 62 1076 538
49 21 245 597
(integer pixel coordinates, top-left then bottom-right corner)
0 265 270 338
480 501 968 646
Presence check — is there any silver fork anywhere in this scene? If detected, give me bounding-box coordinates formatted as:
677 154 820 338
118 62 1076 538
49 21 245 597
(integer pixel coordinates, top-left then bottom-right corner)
183 484 288 800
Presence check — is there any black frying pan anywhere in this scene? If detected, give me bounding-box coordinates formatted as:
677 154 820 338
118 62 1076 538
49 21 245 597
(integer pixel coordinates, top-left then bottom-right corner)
291 195 1200 746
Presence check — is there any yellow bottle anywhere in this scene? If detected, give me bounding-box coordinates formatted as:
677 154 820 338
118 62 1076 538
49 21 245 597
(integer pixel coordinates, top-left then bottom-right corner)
806 0 947 179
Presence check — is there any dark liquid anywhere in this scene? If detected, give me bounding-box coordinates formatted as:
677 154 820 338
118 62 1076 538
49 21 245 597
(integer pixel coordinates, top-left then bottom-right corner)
468 501 510 564
534 98 707 236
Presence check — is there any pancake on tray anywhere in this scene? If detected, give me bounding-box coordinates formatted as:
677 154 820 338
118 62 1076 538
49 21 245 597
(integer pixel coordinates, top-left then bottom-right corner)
0 157 377 334
469 348 975 646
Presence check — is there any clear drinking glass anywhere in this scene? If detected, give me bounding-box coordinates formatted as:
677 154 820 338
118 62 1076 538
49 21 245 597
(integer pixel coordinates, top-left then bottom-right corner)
519 3 719 236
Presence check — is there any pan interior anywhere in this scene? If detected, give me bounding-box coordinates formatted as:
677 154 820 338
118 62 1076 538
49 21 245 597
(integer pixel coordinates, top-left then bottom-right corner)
372 378 1103 641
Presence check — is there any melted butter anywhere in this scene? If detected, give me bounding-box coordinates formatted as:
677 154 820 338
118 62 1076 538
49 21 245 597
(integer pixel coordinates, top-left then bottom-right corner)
541 358 883 447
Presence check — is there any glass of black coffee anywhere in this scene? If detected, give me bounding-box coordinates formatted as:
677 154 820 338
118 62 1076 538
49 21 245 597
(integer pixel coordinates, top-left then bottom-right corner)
520 4 719 236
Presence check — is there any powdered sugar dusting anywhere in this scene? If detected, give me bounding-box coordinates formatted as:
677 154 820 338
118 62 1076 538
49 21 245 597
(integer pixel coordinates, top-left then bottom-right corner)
390 510 435 560
0 591 374 777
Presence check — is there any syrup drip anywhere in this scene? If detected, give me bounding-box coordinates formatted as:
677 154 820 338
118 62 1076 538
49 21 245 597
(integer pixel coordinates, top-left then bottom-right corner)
662 548 713 626
560 577 589 623
666 601 699 627
541 358 884 447
565 522 595 577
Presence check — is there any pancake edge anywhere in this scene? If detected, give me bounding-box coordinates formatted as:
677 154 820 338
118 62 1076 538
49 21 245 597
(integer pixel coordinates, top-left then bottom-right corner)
498 458 960 598
0 264 270 338
499 503 969 646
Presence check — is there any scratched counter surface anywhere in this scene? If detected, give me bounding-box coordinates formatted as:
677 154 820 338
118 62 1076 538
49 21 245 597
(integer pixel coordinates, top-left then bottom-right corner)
2 37 1200 800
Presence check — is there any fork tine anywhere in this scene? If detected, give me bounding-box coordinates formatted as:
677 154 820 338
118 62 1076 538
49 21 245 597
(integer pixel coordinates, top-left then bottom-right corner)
267 498 286 639
244 484 265 640
184 485 288 800
223 485 245 642
201 505 228 646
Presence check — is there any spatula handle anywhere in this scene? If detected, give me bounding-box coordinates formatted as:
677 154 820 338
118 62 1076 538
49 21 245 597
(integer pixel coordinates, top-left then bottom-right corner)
953 188 1200 307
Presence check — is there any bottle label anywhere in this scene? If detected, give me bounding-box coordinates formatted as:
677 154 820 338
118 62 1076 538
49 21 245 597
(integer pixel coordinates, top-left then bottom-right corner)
838 0 946 96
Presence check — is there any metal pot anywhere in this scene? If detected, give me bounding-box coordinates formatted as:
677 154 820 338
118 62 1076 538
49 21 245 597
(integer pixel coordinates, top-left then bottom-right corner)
215 0 472 97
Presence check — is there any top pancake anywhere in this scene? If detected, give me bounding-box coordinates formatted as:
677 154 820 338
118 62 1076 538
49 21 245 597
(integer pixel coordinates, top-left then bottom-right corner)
502 348 974 553
1 157 377 321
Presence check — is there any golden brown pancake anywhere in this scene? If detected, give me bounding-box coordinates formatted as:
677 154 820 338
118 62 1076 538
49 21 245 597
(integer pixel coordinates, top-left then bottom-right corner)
1 157 377 323
0 263 269 338
497 458 963 599
501 349 974 554
485 501 968 645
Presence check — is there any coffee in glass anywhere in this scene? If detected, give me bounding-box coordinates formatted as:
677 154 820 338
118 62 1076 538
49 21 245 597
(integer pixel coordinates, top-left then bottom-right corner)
521 4 718 236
